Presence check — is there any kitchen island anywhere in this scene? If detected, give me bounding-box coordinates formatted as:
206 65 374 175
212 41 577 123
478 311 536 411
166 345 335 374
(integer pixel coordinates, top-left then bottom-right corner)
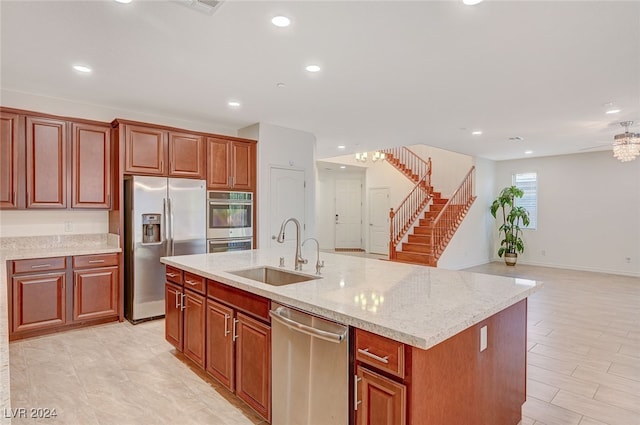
161 247 540 424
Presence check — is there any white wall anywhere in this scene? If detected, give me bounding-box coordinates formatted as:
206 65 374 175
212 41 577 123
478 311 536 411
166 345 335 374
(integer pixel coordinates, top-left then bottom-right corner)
1 89 237 238
438 157 496 270
409 144 475 196
494 150 640 276
0 210 108 237
238 123 316 249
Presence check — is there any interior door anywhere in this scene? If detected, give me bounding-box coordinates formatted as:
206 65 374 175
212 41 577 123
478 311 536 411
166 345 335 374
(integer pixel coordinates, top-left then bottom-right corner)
369 188 390 255
335 179 362 249
269 167 306 248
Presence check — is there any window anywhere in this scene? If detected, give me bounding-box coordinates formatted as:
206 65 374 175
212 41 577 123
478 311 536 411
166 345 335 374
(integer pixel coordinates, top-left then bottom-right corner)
512 172 537 229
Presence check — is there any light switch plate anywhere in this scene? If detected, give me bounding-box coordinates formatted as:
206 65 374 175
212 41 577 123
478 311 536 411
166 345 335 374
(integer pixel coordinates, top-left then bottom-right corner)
480 325 488 352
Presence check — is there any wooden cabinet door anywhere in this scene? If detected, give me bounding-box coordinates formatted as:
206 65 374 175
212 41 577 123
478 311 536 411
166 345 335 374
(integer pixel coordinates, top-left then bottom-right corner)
206 137 230 189
231 141 255 191
124 124 167 175
25 116 67 208
206 299 235 391
183 290 206 367
71 122 111 208
72 266 118 321
235 312 271 422
356 365 406 425
0 111 20 209
169 132 205 179
12 272 66 333
165 282 183 351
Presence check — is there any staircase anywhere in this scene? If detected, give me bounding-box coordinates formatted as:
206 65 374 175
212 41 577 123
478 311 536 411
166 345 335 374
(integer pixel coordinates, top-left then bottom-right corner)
383 147 476 267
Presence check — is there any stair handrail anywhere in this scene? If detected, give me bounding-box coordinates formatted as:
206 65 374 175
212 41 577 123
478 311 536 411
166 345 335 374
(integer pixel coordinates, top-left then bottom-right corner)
381 147 431 183
429 166 476 260
389 171 432 260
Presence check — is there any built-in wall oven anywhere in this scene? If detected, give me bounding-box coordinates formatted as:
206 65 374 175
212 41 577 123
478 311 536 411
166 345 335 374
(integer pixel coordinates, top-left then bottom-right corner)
207 191 253 253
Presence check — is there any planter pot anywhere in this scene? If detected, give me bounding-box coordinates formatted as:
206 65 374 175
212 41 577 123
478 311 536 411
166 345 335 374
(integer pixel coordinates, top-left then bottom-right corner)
504 253 518 266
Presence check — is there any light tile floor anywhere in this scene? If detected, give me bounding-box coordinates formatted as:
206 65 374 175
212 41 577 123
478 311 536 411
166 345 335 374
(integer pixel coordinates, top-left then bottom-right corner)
8 262 640 424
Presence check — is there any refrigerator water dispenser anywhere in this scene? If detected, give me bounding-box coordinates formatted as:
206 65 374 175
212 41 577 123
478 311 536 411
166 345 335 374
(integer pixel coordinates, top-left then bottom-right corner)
142 214 161 244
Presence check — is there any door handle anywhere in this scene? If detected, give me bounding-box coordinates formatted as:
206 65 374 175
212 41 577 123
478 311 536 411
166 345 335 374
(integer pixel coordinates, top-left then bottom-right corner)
232 318 239 341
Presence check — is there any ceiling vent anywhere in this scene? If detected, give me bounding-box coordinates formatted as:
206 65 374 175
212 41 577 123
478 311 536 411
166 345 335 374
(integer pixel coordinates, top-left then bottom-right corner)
173 0 224 15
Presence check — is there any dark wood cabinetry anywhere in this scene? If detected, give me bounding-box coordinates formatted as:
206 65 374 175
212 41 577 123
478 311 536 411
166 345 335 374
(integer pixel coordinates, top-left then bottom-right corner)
206 137 256 191
165 281 184 350
71 123 111 208
0 111 20 209
25 116 67 208
353 300 527 425
0 108 112 210
183 290 206 367
72 254 118 321
9 253 121 340
206 298 234 389
119 122 206 179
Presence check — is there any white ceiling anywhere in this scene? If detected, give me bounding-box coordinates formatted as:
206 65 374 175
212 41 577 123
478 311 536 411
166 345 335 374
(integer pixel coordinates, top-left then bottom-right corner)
1 0 639 161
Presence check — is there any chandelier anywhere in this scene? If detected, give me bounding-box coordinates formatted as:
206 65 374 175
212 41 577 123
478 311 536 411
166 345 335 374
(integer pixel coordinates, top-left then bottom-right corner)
613 121 640 162
355 151 385 163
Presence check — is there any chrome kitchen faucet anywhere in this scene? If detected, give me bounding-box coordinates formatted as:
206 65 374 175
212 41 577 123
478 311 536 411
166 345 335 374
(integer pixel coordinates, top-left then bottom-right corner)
276 218 307 271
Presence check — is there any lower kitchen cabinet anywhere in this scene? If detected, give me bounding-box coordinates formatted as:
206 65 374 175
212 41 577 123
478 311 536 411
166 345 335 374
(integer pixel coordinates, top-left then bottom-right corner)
165 282 184 351
9 253 121 340
12 271 66 333
234 312 271 421
206 298 234 389
356 364 406 425
73 265 118 321
183 289 205 368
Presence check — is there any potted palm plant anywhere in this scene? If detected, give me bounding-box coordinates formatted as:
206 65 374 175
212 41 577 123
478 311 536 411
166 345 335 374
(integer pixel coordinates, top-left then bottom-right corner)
490 186 530 266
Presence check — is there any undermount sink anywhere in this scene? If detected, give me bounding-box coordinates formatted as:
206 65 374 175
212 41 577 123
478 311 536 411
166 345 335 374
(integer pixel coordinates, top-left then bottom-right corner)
227 266 320 286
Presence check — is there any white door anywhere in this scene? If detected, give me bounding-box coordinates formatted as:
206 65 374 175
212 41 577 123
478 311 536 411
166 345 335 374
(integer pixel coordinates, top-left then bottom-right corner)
335 179 362 249
369 187 390 255
270 167 306 248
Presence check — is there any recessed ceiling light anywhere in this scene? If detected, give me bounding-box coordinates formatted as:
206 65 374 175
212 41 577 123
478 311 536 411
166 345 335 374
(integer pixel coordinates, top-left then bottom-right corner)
305 65 321 73
271 16 291 27
72 65 92 73
463 0 483 5
508 136 525 142
340 166 346 169
228 101 241 108
524 150 533 155
472 130 483 135
114 0 132 3
606 108 621 114
338 145 346 150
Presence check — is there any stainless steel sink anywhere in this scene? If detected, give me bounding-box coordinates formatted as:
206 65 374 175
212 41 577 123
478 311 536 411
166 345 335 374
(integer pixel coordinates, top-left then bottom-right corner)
227 266 319 286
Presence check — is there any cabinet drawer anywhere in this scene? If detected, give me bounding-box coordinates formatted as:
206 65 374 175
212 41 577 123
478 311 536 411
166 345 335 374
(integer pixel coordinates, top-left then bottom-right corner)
207 280 270 322
166 266 183 284
72 253 118 269
12 257 66 274
183 271 205 295
355 328 405 378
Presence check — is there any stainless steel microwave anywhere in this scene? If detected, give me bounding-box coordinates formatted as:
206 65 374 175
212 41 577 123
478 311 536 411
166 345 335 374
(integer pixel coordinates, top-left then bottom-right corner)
206 191 253 239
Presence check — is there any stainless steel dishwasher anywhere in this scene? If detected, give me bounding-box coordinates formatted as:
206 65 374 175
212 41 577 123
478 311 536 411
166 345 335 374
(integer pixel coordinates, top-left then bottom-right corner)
270 302 349 425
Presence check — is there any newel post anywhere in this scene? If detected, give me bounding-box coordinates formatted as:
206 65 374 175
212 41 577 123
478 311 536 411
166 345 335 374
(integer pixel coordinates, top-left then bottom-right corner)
389 208 396 259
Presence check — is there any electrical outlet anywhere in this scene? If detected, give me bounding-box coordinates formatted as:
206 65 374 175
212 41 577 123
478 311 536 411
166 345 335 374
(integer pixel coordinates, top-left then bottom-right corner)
625 257 631 263
64 221 72 232
541 250 546 256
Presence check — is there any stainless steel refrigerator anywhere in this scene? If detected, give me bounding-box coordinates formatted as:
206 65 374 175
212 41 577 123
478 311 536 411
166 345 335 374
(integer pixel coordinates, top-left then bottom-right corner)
124 175 206 323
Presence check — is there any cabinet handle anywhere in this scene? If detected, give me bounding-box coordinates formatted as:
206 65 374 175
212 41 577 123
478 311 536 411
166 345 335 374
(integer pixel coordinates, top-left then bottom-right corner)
166 272 178 278
185 279 198 286
181 293 186 311
224 313 231 336
357 348 389 364
31 264 51 269
88 260 105 264
175 291 181 309
354 375 362 411
232 318 239 341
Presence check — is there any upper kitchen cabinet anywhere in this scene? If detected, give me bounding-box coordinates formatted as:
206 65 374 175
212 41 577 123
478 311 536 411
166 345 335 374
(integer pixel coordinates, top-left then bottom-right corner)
0 108 113 210
26 116 67 208
206 137 256 191
123 124 168 176
71 123 111 208
119 122 205 179
0 111 21 209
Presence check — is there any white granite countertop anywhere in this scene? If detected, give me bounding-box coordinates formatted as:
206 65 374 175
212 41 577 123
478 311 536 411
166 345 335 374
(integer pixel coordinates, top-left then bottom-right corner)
161 248 540 350
0 234 121 425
